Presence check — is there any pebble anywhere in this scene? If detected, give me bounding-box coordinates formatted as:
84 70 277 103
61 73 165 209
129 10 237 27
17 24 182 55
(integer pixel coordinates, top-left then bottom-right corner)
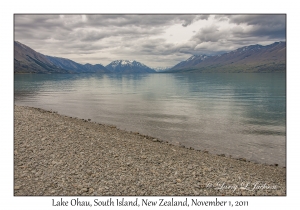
14 105 286 196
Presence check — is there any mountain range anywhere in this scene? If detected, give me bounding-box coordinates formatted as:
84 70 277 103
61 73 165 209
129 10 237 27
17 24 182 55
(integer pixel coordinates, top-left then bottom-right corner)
14 41 286 74
14 41 155 74
166 41 286 73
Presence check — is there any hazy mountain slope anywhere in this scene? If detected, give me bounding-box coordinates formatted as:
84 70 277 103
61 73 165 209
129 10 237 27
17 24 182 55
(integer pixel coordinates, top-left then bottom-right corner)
14 41 69 73
45 56 86 73
46 56 109 73
171 55 210 70
14 41 110 74
168 42 286 73
83 63 110 73
15 40 285 74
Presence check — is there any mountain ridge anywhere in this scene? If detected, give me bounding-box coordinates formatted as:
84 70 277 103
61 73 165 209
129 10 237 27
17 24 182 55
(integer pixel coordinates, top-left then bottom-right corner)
167 41 286 73
46 55 109 73
14 41 155 74
14 41 109 74
14 41 286 74
14 41 69 74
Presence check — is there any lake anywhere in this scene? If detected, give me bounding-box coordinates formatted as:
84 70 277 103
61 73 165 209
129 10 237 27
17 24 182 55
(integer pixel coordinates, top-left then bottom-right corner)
14 73 286 166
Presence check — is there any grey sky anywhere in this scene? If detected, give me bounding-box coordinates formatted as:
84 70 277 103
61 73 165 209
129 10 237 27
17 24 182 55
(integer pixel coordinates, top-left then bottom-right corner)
14 14 286 68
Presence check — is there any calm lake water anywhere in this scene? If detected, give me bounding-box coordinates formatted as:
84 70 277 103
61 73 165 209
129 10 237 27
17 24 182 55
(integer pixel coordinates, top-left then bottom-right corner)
14 73 286 166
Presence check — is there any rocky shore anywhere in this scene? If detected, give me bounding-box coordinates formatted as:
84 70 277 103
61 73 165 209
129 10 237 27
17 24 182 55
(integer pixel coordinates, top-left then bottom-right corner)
14 105 286 196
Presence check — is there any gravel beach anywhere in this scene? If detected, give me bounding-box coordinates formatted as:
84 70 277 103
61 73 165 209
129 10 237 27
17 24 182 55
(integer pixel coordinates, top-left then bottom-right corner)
14 105 286 196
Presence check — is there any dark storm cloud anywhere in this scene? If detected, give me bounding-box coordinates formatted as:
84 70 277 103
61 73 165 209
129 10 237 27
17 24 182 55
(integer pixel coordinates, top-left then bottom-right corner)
214 14 286 39
220 14 285 26
249 24 285 39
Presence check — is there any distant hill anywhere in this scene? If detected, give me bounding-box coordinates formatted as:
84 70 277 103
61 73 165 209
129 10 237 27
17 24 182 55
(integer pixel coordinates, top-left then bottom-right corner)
14 41 155 74
14 41 109 74
167 42 286 73
106 60 156 73
46 56 109 73
14 41 69 74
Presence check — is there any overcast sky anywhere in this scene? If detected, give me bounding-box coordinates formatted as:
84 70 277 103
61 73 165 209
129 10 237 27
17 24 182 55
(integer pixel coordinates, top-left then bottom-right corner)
14 14 286 68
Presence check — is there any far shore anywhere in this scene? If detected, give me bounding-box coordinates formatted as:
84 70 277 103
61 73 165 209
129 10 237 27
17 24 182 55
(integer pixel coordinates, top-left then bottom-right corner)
14 105 286 196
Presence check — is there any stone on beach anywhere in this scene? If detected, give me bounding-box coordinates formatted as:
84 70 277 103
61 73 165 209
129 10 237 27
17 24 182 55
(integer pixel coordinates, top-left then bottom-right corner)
14 105 286 196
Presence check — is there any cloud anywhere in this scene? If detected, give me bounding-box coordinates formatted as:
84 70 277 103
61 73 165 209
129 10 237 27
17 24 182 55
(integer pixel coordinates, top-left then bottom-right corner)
15 15 207 42
192 25 228 42
14 14 286 67
222 14 285 26
86 14 209 28
214 14 286 39
185 14 286 56
180 15 210 27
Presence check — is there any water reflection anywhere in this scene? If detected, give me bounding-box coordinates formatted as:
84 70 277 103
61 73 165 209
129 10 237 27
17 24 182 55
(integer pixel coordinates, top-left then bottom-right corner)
14 73 286 166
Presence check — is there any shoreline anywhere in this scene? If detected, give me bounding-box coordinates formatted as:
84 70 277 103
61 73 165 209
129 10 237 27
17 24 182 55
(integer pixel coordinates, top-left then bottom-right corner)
14 105 286 196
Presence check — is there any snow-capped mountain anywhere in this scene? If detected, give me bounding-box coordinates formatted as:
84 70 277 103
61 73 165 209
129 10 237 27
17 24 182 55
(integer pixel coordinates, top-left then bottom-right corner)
106 60 156 73
168 41 286 73
186 55 209 62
